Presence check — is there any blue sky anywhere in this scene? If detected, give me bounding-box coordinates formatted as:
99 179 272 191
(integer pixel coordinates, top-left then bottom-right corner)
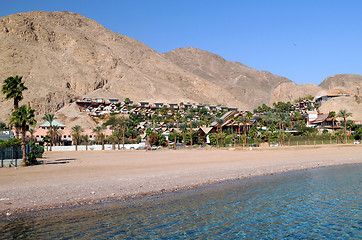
2 0 362 85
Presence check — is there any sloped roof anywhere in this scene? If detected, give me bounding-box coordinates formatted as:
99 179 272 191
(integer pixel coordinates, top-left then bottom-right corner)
39 120 66 127
199 127 213 135
313 113 330 124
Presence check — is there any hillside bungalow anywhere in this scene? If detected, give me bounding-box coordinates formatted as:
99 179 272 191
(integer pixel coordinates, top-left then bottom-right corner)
311 113 335 131
315 90 353 106
107 98 119 104
183 104 192 109
152 103 164 109
94 98 104 103
209 106 217 111
138 102 150 108
167 103 179 109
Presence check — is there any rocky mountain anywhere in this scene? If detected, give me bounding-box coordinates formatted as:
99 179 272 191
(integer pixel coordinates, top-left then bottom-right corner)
319 74 362 93
162 47 292 108
0 11 361 125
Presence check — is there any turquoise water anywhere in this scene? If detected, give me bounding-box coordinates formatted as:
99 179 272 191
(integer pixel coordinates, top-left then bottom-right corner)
1 164 361 239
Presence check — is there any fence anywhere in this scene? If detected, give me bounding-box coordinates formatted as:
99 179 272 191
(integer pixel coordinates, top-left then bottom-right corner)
0 145 29 167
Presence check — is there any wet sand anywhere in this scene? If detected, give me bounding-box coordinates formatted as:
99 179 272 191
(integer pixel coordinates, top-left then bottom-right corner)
0 145 361 215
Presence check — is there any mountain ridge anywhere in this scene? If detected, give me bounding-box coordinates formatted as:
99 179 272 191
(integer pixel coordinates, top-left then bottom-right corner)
0 11 361 124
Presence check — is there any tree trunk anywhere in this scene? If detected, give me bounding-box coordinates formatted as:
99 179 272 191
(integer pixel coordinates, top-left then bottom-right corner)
102 139 105 150
49 125 53 151
122 126 125 150
174 133 177 150
21 125 26 166
14 100 19 139
190 122 193 147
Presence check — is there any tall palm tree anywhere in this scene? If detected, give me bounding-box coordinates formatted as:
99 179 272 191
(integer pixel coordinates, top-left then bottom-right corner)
186 112 195 147
93 126 105 150
42 113 56 151
71 125 84 151
118 116 131 150
245 112 253 131
9 105 36 166
2 76 28 138
51 125 62 146
28 128 35 142
215 117 224 147
1 76 27 111
179 122 187 148
337 109 352 143
328 111 336 130
82 135 90 151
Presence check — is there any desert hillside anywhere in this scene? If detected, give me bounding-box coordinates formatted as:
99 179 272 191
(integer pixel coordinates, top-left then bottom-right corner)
0 11 361 124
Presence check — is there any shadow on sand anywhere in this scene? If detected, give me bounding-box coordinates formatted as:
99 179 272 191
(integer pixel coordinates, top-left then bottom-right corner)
40 158 77 165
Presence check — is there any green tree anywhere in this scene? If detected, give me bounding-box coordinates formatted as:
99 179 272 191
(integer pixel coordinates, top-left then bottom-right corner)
82 135 90 151
42 113 56 151
9 105 36 166
93 126 105 150
1 76 27 112
118 116 131 150
124 97 131 105
337 109 352 143
2 76 28 138
71 125 84 151
328 111 336 130
0 121 7 130
186 112 195 147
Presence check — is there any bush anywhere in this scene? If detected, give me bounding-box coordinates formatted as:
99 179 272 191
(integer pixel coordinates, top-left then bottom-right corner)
29 142 44 158
26 142 44 166
0 138 21 147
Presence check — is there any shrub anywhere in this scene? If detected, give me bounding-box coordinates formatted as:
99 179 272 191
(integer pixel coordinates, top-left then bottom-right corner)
29 142 44 158
0 138 21 147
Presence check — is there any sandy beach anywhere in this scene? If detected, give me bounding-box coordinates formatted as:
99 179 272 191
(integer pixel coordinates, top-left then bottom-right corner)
0 145 361 215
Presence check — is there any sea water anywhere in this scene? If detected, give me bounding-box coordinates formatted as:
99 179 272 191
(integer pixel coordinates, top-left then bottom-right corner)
1 164 361 239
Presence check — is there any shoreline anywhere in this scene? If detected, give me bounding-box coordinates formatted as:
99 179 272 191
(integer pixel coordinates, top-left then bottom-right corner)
1 145 361 216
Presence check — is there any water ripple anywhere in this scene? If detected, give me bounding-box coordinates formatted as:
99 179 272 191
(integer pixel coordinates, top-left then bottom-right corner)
1 164 361 239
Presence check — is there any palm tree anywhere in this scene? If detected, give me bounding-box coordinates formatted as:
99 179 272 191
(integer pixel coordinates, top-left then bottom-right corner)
235 116 242 135
1 76 27 111
51 125 62 146
285 132 292 146
245 112 253 131
118 116 131 150
42 113 56 151
71 125 84 151
28 128 35 142
179 122 187 148
104 116 130 150
82 135 90 151
337 109 352 143
2 76 28 138
328 111 336 130
113 129 123 150
93 126 105 150
186 112 195 147
9 105 36 166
